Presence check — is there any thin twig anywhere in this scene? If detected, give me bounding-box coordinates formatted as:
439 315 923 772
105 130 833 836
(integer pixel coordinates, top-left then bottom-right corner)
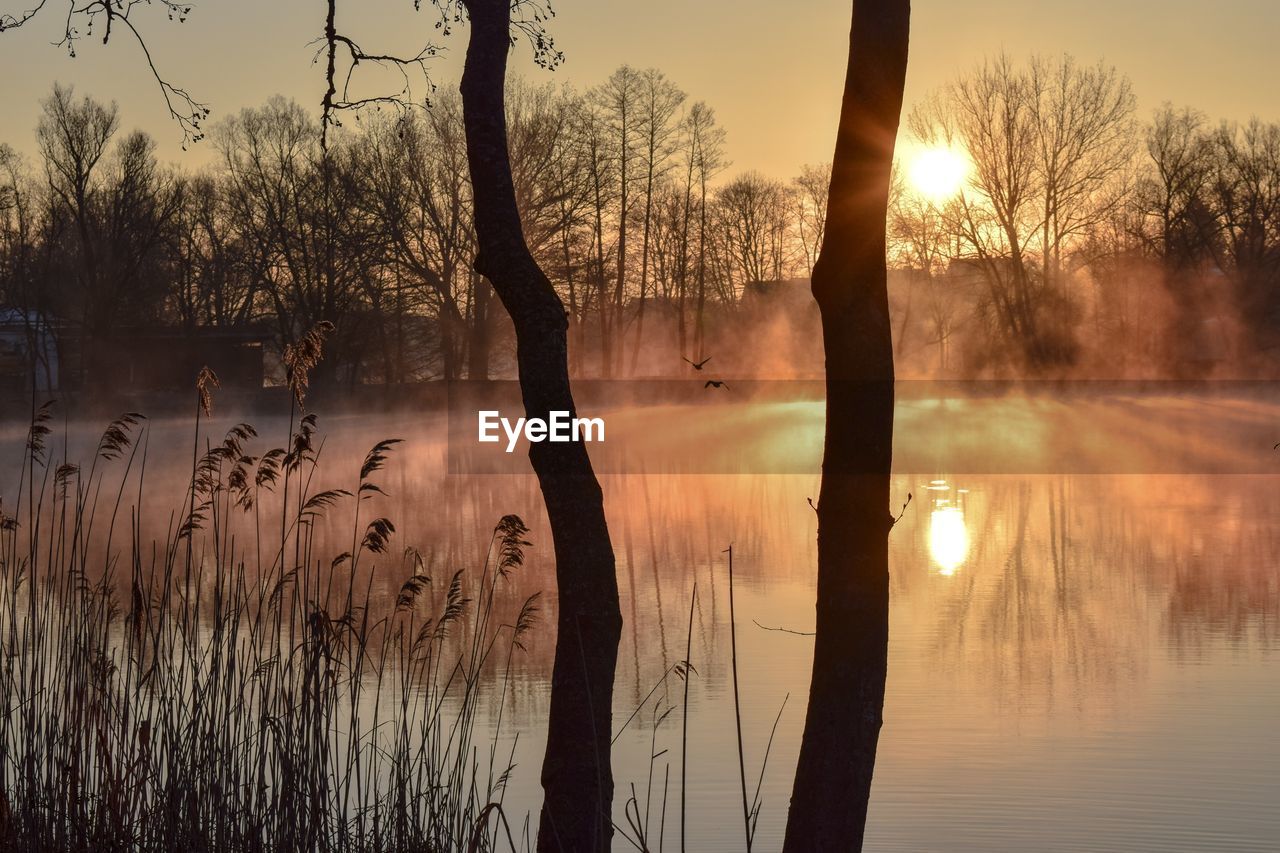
752 619 814 637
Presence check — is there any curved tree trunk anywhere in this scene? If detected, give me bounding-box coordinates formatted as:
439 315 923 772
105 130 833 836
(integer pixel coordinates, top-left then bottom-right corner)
782 2 910 851
459 3 623 850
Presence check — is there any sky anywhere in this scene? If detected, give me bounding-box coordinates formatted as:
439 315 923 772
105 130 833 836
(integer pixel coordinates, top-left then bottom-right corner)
1 0 1277 178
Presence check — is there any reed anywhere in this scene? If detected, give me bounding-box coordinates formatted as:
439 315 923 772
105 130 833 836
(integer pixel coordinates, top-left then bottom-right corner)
727 544 752 852
0 354 794 852
0 384 537 853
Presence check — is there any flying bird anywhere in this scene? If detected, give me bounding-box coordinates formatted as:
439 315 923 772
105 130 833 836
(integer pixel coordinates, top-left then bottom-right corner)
704 380 729 390
682 355 713 370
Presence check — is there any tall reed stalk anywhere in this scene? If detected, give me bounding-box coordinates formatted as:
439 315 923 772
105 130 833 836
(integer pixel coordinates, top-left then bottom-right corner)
726 544 752 852
0 385 538 853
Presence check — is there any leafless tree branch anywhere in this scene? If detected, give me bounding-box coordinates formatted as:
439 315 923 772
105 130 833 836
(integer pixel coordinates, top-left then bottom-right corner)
1 0 208 147
317 0 443 153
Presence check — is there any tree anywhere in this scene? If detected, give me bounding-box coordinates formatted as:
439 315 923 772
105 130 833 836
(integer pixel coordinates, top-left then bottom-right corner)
166 173 261 330
452 2 623 850
0 146 39 313
359 101 476 381
37 85 180 356
890 167 959 366
315 9 627 836
216 98 383 378
1028 55 1136 286
507 79 598 379
593 66 644 376
1139 105 1215 269
792 163 832 278
628 68 685 372
512 84 603 377
1208 119 1280 347
782 1 910 850
1134 105 1219 369
97 128 183 325
715 171 792 289
910 54 1135 369
37 83 118 330
681 102 727 358
570 99 620 376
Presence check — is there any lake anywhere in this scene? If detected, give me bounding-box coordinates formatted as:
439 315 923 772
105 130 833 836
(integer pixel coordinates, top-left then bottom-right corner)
2 385 1277 851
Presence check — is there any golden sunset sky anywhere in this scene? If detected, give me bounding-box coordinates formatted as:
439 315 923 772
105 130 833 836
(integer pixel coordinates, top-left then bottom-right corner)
1 0 1276 176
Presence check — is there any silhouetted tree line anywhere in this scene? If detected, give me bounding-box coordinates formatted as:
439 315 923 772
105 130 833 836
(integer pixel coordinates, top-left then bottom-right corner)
0 72 835 385
896 54 1280 375
2 55 1277 383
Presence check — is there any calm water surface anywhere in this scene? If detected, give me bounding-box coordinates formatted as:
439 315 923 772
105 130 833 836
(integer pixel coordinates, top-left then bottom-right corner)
2 390 1277 851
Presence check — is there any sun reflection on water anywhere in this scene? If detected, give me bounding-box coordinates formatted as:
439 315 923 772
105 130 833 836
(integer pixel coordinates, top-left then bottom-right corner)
927 480 969 576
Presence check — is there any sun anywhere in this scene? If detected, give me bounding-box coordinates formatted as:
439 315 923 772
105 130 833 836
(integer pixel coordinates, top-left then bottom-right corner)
907 145 969 203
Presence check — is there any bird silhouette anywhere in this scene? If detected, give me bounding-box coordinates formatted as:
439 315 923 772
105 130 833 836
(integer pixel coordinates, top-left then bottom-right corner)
704 380 729 390
682 355 713 370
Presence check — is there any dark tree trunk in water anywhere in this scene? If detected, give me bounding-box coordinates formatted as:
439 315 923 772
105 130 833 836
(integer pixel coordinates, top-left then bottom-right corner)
782 2 909 851
459 3 623 850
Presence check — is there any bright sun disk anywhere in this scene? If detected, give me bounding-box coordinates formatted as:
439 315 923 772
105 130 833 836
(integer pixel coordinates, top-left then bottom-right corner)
908 146 968 203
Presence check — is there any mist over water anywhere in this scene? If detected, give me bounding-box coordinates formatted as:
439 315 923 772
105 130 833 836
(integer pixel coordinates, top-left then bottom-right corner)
4 386 1276 851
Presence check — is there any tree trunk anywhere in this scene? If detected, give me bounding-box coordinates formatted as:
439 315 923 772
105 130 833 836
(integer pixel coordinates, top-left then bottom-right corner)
467 273 491 380
629 154 657 375
693 175 709 358
459 3 623 851
782 2 909 851
591 157 611 378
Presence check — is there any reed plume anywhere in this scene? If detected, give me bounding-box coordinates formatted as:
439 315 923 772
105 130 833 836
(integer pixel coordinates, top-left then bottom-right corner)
284 320 336 408
0 401 537 853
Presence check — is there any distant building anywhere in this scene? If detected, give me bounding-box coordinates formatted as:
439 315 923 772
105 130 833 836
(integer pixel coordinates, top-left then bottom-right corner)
0 309 60 393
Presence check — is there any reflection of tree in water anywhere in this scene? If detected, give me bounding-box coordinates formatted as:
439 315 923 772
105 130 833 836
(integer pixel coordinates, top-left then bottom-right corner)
392 466 805 727
13 412 1273 727
1062 474 1280 653
911 477 1149 717
356 461 1280 765
1145 477 1280 651
914 474 1280 716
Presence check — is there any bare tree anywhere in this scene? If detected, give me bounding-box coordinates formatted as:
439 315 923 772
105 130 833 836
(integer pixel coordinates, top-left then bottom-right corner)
1208 119 1280 347
532 87 597 375
98 128 183 323
1027 55 1137 286
911 53 1134 369
1132 105 1219 368
592 65 644 376
628 68 685 372
568 99 620 377
716 171 792 289
445 2 626 849
358 101 475 380
37 85 180 354
783 0 909 850
1138 106 1215 261
216 98 384 376
792 162 832 278
0 146 39 312
682 102 727 358
37 83 118 326
179 172 265 328
890 167 959 366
